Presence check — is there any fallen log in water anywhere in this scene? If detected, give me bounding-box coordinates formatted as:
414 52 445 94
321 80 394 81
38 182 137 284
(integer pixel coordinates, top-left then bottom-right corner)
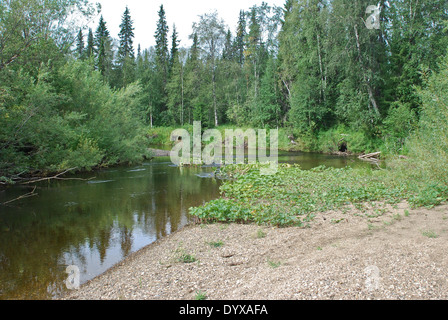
358 151 381 161
148 148 171 157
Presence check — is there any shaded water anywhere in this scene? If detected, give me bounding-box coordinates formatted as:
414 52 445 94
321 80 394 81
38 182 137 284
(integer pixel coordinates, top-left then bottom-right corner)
0 152 371 299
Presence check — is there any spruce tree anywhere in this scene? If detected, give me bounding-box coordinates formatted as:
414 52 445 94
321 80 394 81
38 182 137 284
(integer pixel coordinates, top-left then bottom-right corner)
117 6 136 87
95 15 113 80
152 4 170 125
189 33 200 62
222 29 234 61
167 48 186 125
86 28 94 59
169 24 180 75
235 10 246 66
75 28 84 58
118 6 135 61
155 4 169 86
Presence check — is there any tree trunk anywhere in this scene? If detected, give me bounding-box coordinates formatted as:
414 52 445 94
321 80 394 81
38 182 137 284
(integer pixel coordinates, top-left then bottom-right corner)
213 70 218 127
354 24 380 117
181 65 184 126
317 33 326 102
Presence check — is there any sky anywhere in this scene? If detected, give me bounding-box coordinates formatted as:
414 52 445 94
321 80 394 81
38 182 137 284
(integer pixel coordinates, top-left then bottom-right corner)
87 0 287 52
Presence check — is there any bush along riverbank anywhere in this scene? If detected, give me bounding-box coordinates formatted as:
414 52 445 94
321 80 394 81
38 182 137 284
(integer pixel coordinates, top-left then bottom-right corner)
189 161 448 227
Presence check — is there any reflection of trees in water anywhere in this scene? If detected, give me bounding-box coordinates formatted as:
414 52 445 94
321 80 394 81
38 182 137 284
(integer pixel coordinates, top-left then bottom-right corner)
0 164 220 299
96 228 112 264
120 226 133 257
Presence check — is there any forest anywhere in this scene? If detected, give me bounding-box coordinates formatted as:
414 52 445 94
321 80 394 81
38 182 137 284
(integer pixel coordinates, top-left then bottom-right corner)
1 0 448 180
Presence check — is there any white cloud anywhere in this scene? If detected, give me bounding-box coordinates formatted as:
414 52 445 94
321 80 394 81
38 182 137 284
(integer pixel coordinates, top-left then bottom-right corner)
88 0 286 51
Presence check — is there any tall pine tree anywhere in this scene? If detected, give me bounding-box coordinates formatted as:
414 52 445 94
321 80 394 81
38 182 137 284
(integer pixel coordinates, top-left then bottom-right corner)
117 6 136 87
95 15 113 81
155 5 169 86
152 4 170 125
169 24 180 75
235 10 246 66
86 28 94 59
75 28 84 58
118 6 135 60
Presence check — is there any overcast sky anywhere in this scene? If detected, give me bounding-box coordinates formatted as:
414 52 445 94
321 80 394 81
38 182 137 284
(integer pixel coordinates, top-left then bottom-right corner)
88 0 286 52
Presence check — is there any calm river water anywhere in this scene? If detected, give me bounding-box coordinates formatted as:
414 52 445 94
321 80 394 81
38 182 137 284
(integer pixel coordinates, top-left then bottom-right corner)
0 152 370 299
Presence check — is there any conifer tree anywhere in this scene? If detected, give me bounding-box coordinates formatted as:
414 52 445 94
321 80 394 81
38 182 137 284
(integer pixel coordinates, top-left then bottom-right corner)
118 6 135 61
117 6 136 87
235 10 246 66
152 4 170 125
169 24 180 75
95 15 113 78
75 28 84 58
155 5 169 86
222 29 234 61
167 48 187 125
86 28 95 59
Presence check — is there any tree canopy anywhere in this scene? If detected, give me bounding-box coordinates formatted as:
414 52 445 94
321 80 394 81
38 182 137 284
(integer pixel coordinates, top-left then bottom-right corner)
1 0 448 177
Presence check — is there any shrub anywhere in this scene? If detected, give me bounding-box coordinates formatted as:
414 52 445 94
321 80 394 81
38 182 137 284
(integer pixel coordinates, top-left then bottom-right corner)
0 59 150 176
407 57 448 187
317 125 381 154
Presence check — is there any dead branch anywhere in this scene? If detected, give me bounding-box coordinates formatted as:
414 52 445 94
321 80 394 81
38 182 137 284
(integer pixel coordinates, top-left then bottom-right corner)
1 186 37 205
20 168 96 185
19 168 76 184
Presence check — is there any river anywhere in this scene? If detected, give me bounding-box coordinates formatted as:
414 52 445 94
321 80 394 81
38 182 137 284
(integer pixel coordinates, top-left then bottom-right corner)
0 151 371 299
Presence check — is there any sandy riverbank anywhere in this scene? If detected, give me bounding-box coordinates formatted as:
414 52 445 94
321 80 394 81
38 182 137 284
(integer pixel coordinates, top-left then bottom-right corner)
61 201 448 300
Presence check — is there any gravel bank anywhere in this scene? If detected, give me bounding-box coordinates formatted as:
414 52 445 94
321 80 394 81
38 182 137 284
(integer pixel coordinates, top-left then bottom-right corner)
62 202 448 300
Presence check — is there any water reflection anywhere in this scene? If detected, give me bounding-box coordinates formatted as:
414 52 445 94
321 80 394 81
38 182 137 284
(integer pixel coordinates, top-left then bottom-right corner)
0 158 220 299
278 151 371 170
0 152 371 300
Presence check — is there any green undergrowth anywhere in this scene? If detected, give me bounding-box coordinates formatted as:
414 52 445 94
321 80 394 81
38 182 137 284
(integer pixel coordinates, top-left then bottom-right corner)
189 162 448 227
147 125 310 152
147 124 384 155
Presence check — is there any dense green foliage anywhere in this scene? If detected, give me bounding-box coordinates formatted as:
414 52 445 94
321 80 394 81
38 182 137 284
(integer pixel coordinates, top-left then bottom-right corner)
189 53 448 226
190 164 404 226
138 0 447 154
189 159 448 227
407 55 448 188
1 0 448 178
0 0 150 177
